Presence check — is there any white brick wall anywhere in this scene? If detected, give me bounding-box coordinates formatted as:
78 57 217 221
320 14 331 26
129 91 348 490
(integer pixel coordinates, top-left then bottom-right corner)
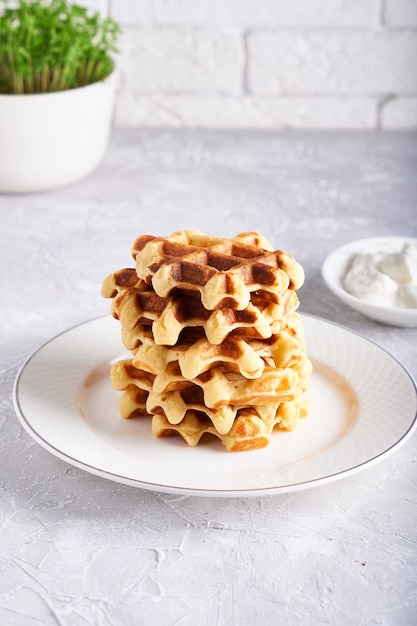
85 0 417 129
248 30 417 94
385 0 417 27
119 28 243 93
111 0 381 27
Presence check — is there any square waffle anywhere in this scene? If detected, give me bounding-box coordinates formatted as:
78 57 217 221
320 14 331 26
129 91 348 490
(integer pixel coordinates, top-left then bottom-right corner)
103 267 300 347
132 230 305 310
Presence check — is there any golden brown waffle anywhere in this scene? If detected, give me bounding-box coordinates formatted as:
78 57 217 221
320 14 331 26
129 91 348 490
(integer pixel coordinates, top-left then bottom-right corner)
129 315 310 379
119 386 149 419
147 389 293 435
132 230 304 310
101 267 145 296
110 359 155 392
112 358 302 431
153 362 302 408
111 368 309 450
130 288 298 346
103 267 300 346
151 396 310 452
131 334 266 379
113 343 309 409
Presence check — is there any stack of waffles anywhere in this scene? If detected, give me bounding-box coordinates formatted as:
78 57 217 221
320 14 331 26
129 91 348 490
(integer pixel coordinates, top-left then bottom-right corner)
102 230 312 451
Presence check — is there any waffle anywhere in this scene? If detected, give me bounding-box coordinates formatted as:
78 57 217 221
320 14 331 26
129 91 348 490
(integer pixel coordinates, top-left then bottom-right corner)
131 314 309 377
112 321 310 407
132 230 304 310
151 396 310 452
110 359 155 392
112 357 302 429
131 334 267 379
103 230 311 452
101 267 145 296
119 386 149 419
103 267 300 347
151 362 303 408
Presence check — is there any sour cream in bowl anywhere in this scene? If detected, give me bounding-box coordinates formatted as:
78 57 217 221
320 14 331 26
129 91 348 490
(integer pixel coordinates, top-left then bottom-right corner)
322 237 417 327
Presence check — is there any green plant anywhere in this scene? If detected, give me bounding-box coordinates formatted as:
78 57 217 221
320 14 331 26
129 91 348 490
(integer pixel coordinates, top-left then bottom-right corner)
0 0 121 94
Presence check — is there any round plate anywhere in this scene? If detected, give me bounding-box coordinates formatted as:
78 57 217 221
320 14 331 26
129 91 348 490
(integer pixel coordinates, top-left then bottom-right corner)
322 236 417 327
13 315 417 497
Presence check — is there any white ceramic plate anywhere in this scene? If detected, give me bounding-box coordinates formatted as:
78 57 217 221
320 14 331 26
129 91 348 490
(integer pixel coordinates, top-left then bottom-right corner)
322 236 417 327
13 315 417 497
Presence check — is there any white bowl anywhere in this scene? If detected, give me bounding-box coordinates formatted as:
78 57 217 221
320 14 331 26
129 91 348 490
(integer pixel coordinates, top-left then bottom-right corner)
0 71 116 193
322 236 417 327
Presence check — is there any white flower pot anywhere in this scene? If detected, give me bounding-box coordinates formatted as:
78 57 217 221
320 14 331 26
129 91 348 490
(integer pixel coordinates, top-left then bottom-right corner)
0 71 116 193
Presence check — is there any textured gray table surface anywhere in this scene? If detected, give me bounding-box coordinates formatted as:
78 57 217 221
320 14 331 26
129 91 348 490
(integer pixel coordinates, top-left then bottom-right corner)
1 129 416 625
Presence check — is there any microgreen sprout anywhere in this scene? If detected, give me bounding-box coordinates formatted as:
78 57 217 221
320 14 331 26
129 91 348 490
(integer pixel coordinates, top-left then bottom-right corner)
0 0 121 93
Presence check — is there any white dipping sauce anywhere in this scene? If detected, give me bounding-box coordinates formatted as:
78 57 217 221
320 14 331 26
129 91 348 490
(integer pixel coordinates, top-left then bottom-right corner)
343 241 417 308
